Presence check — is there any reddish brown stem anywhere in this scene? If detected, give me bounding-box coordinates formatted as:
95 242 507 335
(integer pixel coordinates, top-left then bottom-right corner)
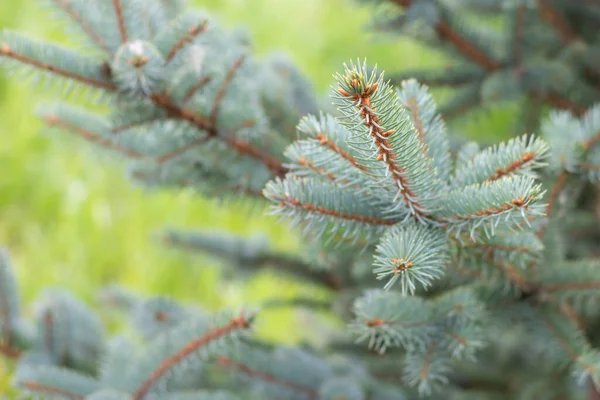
489 258 530 291
133 314 251 400
539 92 586 116
221 136 286 176
165 21 208 62
50 0 110 53
405 98 427 145
590 380 600 400
43 310 54 357
537 0 576 44
487 152 535 182
539 129 600 237
111 117 167 134
112 0 127 44
183 76 212 103
210 56 246 125
440 196 535 223
583 130 600 151
277 195 397 226
420 341 438 381
0 44 116 91
434 21 499 71
44 115 145 159
0 341 20 358
466 242 538 257
314 132 371 174
21 381 84 400
217 356 319 398
0 275 12 350
391 0 499 70
513 4 526 65
540 282 600 292
538 170 568 238
537 311 598 381
155 136 211 164
580 163 600 170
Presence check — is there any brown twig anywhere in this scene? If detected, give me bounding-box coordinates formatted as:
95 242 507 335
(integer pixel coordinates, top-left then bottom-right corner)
314 132 371 174
155 136 211 164
465 242 538 258
20 381 85 400
420 341 438 381
489 258 530 291
44 115 145 159
111 117 168 134
537 0 576 44
539 129 600 238
217 356 319 398
537 310 598 383
487 152 535 182
0 44 116 91
210 56 246 125
0 273 13 352
405 97 427 145
0 341 20 358
538 170 568 238
537 92 586 116
590 380 600 400
390 0 499 70
183 76 212 103
439 196 536 224
540 282 600 292
112 0 127 44
165 20 208 63
434 21 499 71
221 136 286 176
133 313 251 400
277 195 397 226
513 4 526 65
42 310 54 357
583 130 600 152
50 0 110 53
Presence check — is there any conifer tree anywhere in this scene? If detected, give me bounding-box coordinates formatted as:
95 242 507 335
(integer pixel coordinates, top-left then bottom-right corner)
1 1 600 399
363 0 600 132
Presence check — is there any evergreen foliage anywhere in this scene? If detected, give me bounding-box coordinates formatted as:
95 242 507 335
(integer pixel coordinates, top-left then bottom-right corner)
363 0 600 132
1 0 600 399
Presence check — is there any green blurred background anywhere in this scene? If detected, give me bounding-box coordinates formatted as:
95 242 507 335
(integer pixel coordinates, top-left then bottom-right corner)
0 0 513 387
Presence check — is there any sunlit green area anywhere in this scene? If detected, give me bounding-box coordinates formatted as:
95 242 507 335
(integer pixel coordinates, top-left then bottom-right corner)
0 0 514 388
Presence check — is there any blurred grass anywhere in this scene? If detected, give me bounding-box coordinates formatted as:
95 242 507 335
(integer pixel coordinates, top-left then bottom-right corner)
0 0 514 388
